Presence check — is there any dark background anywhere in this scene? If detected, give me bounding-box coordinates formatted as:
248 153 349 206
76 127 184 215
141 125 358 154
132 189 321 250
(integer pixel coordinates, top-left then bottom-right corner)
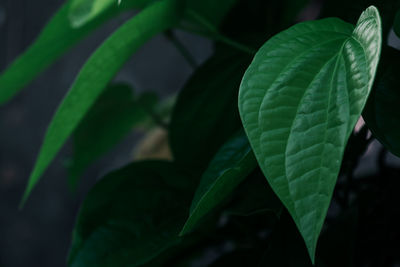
0 1 211 266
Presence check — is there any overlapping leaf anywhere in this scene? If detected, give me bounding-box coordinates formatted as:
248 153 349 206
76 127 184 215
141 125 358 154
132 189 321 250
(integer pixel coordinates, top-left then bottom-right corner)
170 48 251 172
239 6 381 262
21 0 181 205
180 130 257 235
68 161 193 267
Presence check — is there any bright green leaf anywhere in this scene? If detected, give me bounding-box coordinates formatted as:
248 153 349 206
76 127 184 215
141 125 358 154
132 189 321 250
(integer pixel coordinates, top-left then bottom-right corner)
239 6 381 262
68 0 152 28
363 46 400 157
67 84 158 188
0 1 141 105
170 48 251 172
68 161 193 267
69 0 118 28
180 130 257 235
20 0 182 206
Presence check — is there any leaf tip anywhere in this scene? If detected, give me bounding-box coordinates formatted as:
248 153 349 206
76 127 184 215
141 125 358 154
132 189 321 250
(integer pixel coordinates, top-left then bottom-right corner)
178 221 191 237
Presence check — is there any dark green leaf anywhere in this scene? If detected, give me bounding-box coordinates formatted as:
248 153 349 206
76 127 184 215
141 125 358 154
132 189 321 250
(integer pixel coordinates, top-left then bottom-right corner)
68 84 158 188
21 0 182 205
180 130 257 235
170 48 251 172
363 46 400 157
239 6 381 262
68 161 193 266
0 1 143 105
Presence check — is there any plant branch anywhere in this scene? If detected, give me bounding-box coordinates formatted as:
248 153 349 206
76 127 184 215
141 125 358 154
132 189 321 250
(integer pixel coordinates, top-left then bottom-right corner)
165 30 197 69
181 9 257 55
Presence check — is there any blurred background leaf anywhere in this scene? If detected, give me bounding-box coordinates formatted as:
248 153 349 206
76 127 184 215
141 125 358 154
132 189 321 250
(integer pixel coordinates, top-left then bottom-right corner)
67 83 158 189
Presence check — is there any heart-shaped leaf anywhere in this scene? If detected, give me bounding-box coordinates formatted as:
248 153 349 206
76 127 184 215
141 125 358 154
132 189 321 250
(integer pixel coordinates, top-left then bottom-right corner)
239 6 381 262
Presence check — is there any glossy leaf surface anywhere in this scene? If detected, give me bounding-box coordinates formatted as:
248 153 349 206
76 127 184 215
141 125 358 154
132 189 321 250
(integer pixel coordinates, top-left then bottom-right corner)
239 6 381 261
170 48 251 171
68 84 158 188
21 0 181 205
68 161 192 267
180 130 257 235
363 46 400 157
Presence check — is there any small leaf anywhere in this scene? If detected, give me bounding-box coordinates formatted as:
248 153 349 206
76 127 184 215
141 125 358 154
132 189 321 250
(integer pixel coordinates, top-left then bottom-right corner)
21 0 182 205
170 48 251 171
68 0 152 28
239 6 381 262
180 130 257 235
68 84 158 188
363 46 400 157
68 161 193 267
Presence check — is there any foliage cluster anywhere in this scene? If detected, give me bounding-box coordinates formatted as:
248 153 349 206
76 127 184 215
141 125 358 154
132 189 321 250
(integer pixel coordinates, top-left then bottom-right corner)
1 0 400 266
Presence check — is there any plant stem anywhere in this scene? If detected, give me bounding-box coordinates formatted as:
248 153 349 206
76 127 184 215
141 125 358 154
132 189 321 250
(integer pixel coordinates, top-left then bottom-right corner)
165 30 197 69
183 9 257 55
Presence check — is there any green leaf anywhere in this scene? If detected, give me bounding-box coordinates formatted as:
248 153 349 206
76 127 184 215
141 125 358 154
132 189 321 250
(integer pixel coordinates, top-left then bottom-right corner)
363 46 400 157
69 0 118 28
68 161 193 267
20 0 182 206
170 48 251 171
68 0 152 28
67 84 158 188
180 130 257 235
0 1 142 105
238 6 381 262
